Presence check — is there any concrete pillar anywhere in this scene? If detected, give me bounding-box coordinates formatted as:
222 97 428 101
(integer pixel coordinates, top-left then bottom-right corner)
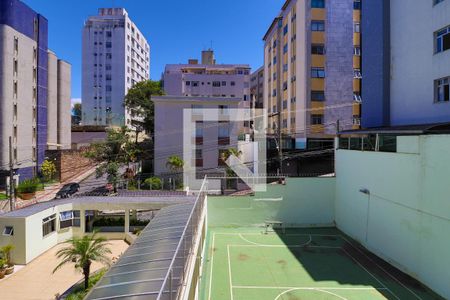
124 209 130 233
80 209 86 234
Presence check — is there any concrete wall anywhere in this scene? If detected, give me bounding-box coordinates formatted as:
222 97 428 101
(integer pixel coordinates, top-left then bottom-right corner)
57 59 71 149
325 0 354 132
335 134 450 299
207 177 335 228
47 51 58 150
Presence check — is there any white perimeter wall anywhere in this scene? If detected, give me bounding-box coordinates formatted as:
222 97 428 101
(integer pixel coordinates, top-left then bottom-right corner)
335 134 450 299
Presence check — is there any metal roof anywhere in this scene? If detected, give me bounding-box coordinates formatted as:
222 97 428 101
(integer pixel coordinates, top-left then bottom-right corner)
1 196 195 218
85 202 196 300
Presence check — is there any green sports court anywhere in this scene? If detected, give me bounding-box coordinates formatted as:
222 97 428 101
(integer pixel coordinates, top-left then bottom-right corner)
199 192 442 300
199 227 443 300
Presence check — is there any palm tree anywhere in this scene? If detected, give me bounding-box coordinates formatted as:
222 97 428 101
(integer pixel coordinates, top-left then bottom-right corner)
53 232 112 290
166 155 184 173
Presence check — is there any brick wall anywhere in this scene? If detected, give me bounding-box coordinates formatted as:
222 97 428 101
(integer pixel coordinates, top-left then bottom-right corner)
47 149 96 183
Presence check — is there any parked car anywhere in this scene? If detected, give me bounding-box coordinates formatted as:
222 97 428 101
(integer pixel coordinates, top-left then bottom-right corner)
55 183 80 199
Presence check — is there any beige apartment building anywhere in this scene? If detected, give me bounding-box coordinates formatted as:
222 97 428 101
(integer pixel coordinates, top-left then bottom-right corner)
264 0 361 149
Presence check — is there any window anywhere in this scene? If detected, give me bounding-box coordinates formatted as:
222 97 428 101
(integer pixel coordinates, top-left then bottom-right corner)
283 100 288 109
354 22 361 33
106 42 112 48
42 214 56 237
13 59 18 75
231 81 236 86
60 211 81 229
283 43 288 54
106 53 112 59
311 0 325 8
311 21 325 31
353 92 362 102
273 56 277 64
185 81 191 86
354 0 361 10
354 69 362 78
312 44 325 55
354 46 361 56
13 81 18 97
195 121 203 138
14 37 18 53
282 119 288 128
435 26 450 53
106 85 112 91
192 81 199 87
283 81 288 90
219 121 230 138
435 77 450 102
311 91 325 101
311 67 325 78
283 24 288 35
222 81 227 86
213 81 221 87
311 114 323 125
283 64 288 72
434 0 445 5
3 226 13 236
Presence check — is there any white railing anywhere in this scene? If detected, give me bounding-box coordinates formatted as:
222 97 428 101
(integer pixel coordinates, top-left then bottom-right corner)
156 176 207 300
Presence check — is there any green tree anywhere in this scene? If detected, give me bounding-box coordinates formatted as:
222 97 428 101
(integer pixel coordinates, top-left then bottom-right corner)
41 159 57 182
53 232 111 290
85 127 139 192
72 103 82 125
166 155 184 173
124 80 164 140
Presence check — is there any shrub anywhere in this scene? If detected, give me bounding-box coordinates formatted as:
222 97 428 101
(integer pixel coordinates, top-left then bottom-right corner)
16 179 39 194
143 177 162 190
41 160 57 181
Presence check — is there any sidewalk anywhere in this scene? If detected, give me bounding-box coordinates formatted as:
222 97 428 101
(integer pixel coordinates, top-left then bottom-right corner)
14 166 97 210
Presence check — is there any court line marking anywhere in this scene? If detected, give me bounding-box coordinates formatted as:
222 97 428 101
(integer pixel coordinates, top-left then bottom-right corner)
227 245 234 300
274 288 348 300
341 248 400 300
238 233 312 247
207 232 215 300
339 235 424 300
228 244 342 249
214 232 341 237
233 286 388 290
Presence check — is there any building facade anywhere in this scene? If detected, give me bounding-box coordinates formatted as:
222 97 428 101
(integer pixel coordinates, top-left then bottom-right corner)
264 0 361 149
82 8 150 127
0 0 71 184
162 50 251 106
250 66 264 110
362 0 450 128
153 96 240 176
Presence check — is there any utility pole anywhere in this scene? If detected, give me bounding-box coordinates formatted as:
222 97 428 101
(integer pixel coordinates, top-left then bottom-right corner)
9 136 15 211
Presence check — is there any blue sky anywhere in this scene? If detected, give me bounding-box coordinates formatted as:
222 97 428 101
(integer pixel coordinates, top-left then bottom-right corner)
22 0 285 102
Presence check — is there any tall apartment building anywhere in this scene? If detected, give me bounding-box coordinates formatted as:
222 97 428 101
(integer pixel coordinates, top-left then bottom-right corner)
82 8 150 127
250 66 264 110
362 0 450 128
264 0 362 149
0 0 71 184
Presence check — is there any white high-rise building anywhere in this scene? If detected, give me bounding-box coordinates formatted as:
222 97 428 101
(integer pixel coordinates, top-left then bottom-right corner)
82 8 150 127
